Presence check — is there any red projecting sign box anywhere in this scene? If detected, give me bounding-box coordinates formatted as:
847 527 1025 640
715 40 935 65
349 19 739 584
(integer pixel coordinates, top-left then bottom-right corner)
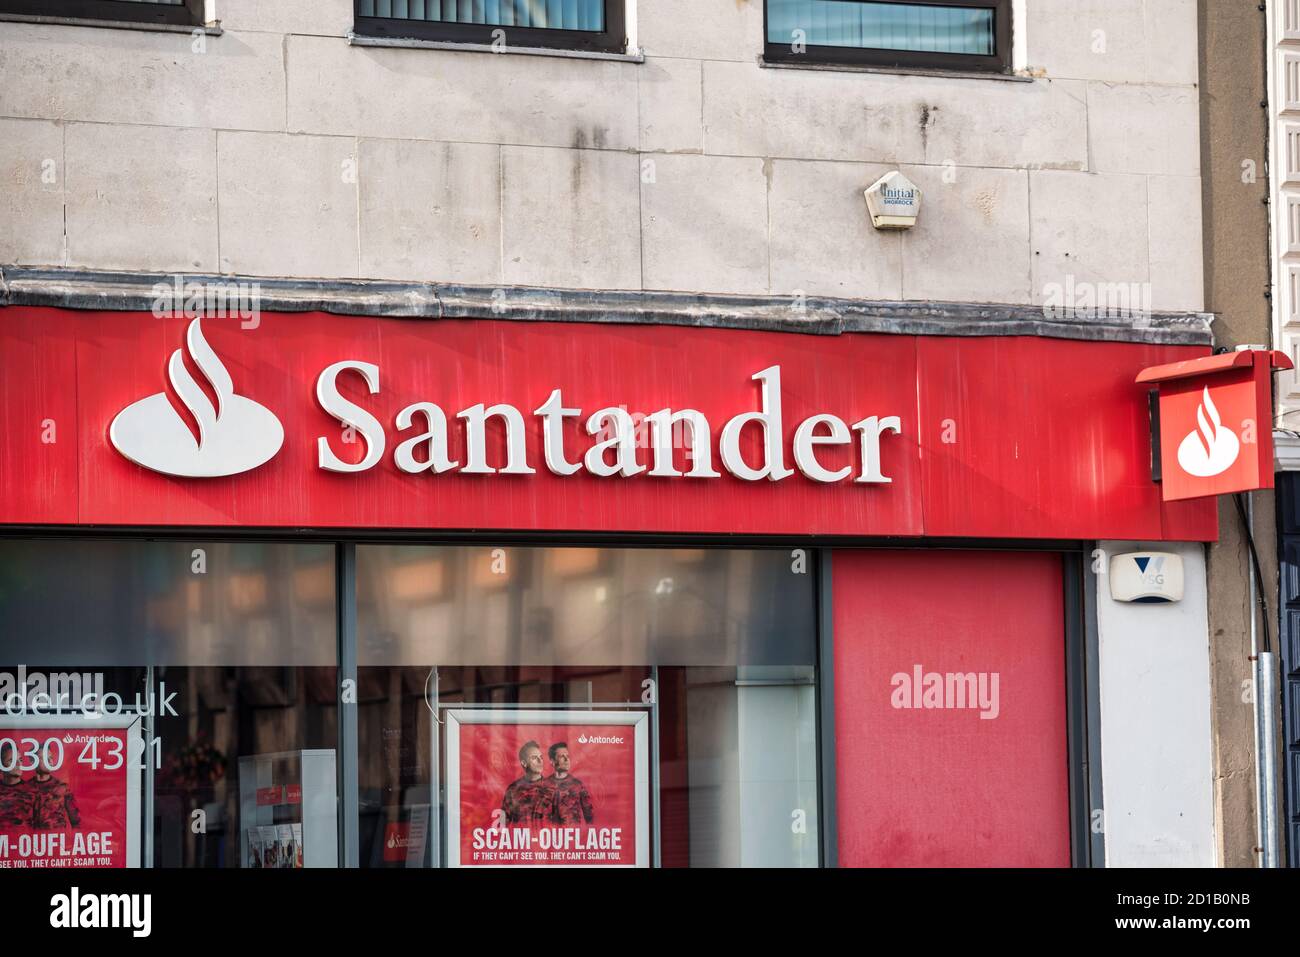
1137 350 1292 502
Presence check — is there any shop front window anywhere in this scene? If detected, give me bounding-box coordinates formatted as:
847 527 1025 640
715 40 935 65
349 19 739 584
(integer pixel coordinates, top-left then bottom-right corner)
0 539 337 868
356 545 820 868
0 538 818 868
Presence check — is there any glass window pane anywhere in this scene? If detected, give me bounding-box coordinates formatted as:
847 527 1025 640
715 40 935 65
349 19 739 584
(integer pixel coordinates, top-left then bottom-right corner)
0 540 339 868
387 0 605 30
0 540 336 666
767 0 995 55
356 545 819 868
357 545 814 668
154 666 338 868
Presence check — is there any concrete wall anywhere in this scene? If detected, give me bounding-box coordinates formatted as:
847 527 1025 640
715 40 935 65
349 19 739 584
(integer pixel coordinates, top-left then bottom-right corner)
0 0 1202 310
1200 0 1277 867
1097 541 1216 867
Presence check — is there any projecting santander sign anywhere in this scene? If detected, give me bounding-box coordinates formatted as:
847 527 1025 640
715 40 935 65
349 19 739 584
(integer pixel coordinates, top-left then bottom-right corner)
1137 350 1292 502
0 307 1218 539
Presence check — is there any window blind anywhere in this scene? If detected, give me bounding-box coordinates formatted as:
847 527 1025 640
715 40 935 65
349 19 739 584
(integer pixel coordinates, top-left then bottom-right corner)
357 0 605 31
767 0 995 55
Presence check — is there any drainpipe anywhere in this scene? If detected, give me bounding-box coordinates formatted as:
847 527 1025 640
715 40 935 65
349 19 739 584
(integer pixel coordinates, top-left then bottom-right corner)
1256 651 1280 867
1247 494 1281 867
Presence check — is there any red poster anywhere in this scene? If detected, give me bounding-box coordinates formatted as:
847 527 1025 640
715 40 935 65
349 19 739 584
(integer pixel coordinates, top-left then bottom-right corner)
0 722 139 869
447 710 648 867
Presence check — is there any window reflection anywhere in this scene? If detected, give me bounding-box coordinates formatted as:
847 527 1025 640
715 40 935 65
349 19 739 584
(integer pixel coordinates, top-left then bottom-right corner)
1 540 338 868
357 545 814 667
357 546 819 868
0 540 819 868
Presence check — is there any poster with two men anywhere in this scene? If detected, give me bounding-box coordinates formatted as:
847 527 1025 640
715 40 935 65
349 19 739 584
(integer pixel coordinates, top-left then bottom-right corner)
445 709 649 867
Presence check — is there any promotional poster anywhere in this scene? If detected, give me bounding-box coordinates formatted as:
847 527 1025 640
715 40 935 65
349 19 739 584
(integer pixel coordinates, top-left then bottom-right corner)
0 719 141 869
446 709 649 867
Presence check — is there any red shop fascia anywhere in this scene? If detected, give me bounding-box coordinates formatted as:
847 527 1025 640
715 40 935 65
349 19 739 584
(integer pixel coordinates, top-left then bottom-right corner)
0 283 1223 868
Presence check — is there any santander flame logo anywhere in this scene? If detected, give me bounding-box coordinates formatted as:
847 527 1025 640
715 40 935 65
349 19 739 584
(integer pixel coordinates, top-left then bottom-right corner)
1176 386 1240 478
110 319 283 477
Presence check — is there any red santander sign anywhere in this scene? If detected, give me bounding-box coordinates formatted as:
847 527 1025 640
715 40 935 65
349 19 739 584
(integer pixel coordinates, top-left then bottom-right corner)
1138 350 1292 502
1 306 1219 540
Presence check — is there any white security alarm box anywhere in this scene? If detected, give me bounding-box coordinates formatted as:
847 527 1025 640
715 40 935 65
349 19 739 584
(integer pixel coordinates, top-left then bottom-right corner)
864 170 922 229
1110 552 1184 603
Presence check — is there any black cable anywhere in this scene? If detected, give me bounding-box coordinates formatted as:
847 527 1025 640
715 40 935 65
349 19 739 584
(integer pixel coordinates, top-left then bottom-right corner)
1234 492 1272 655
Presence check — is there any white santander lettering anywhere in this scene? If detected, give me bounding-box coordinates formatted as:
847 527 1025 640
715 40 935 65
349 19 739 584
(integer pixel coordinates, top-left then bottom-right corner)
316 360 385 473
794 413 852 483
534 389 582 476
585 407 645 478
458 403 536 475
309 363 901 485
646 408 720 478
852 414 902 484
394 401 458 474
719 365 796 482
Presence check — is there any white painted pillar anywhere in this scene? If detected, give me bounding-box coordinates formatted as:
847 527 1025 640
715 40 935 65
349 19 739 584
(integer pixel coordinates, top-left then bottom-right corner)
1096 541 1215 866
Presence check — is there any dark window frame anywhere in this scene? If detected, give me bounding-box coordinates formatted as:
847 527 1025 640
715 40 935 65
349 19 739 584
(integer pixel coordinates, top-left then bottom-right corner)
763 0 1012 74
353 0 627 54
0 0 203 26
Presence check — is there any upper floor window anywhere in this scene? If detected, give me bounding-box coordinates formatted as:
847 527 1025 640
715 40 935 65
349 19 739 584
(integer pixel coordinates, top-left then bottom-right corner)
0 0 203 26
765 0 1011 73
354 0 627 54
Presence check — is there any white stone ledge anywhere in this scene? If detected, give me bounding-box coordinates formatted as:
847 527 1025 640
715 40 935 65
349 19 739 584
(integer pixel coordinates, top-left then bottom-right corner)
348 32 644 64
758 57 1033 83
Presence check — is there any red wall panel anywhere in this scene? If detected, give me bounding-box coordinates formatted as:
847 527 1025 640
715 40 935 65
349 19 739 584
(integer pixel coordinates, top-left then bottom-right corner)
0 310 80 523
916 336 1213 541
833 549 1072 867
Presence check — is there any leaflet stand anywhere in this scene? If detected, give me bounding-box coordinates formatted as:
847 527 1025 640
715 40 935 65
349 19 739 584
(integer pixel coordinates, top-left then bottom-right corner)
237 749 337 868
